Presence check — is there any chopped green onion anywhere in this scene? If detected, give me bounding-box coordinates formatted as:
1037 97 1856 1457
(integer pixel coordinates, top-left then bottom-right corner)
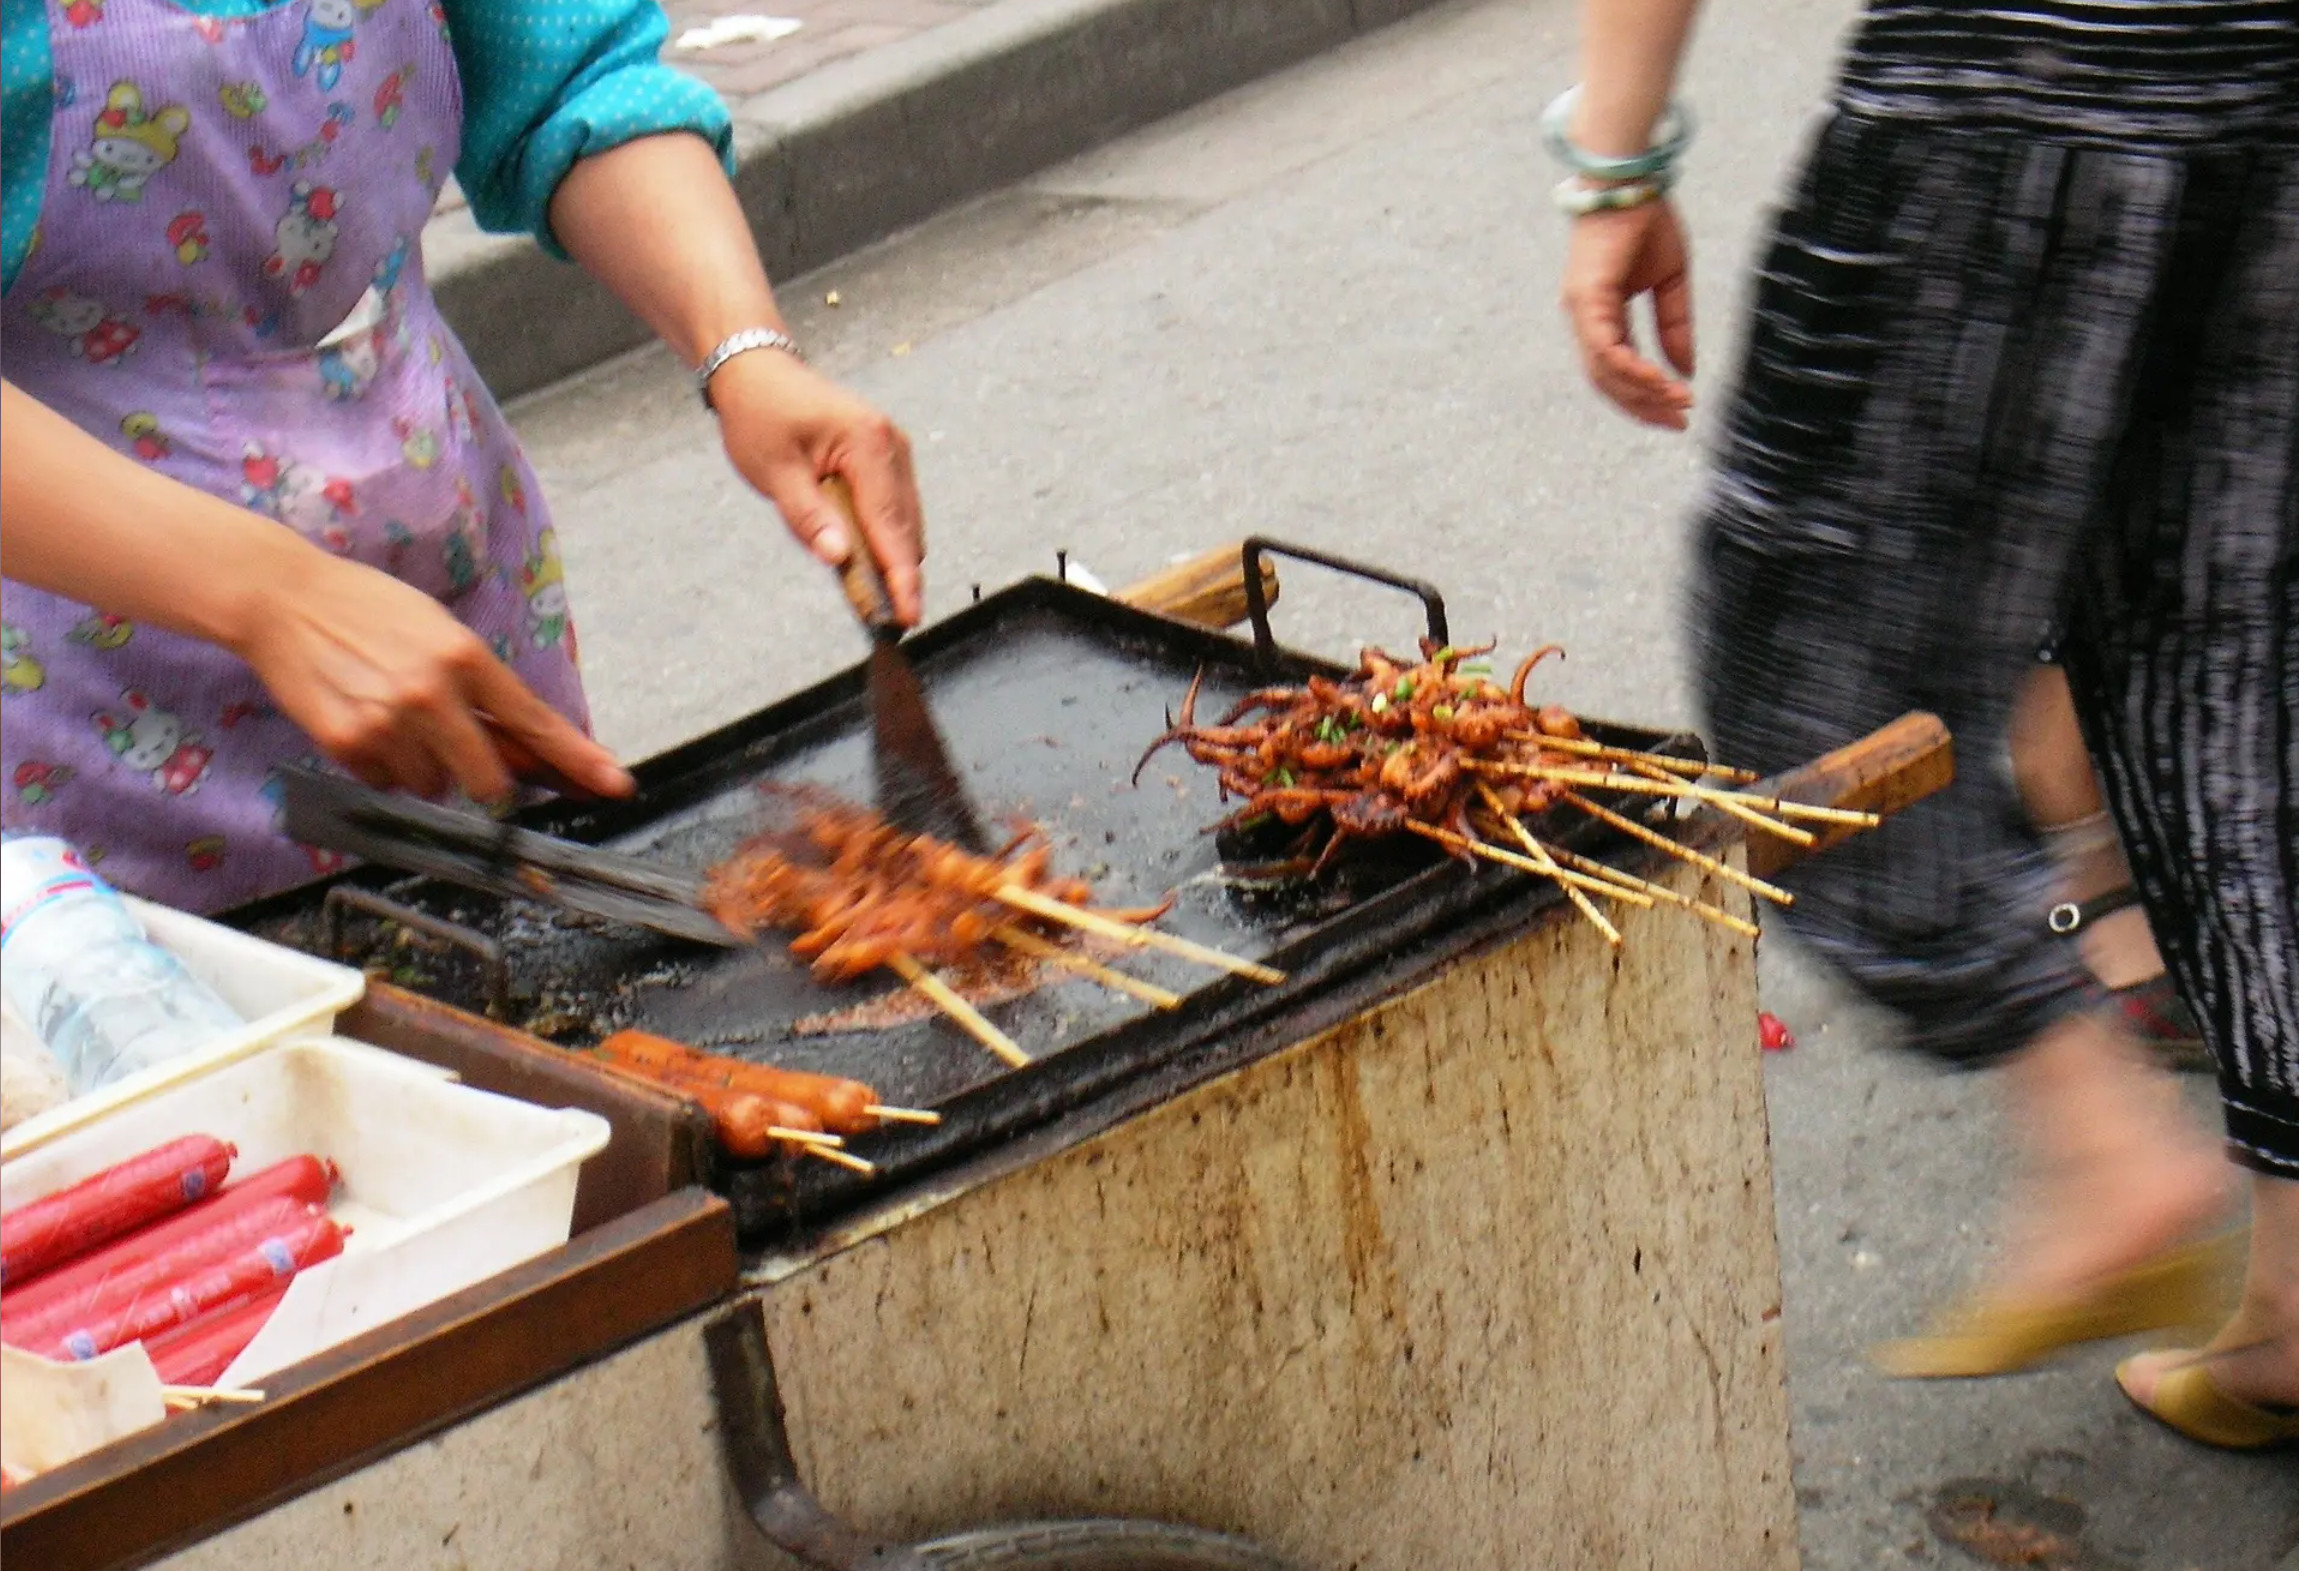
1431 704 1455 724
1393 679 1414 701
1433 645 1457 664
1458 661 1492 676
1270 766 1295 788
1370 692 1389 714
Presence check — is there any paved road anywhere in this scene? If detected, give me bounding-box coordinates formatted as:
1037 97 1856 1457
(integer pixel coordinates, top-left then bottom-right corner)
509 0 2299 1563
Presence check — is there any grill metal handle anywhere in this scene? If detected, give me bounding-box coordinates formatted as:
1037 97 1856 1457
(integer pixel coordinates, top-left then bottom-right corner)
1239 537 1449 674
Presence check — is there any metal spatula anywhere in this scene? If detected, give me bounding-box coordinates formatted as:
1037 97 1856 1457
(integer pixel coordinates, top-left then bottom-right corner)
826 480 990 854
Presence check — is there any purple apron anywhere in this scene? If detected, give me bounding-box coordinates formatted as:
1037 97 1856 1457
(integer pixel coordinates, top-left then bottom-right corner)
1 0 587 912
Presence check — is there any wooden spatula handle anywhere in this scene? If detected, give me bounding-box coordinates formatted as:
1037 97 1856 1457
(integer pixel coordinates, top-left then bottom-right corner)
821 475 897 633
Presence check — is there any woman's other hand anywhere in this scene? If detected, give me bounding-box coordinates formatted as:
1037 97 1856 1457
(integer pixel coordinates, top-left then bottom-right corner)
232 549 634 805
1560 199 1697 430
1 382 632 807
709 349 926 626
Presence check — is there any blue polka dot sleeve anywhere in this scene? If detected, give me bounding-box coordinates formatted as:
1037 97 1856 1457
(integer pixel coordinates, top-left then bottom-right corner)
445 0 734 256
2 0 53 293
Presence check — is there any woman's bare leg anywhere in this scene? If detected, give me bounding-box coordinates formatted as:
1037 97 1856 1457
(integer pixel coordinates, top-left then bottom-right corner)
1994 1011 2230 1304
2121 1176 2299 1409
2009 667 2170 991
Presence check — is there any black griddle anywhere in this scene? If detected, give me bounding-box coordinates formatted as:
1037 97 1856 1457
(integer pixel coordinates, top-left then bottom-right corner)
232 547 1696 1242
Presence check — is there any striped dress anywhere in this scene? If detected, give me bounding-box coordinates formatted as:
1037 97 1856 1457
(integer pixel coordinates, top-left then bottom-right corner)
1694 1 2299 1175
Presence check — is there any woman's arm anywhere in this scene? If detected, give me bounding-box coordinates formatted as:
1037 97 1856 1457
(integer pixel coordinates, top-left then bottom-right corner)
1559 0 1705 429
549 133 925 624
0 382 632 804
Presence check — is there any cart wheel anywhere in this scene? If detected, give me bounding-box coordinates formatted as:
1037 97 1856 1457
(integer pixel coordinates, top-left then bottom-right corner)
910 1518 1306 1571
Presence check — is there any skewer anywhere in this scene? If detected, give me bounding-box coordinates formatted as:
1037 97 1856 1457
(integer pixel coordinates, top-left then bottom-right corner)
993 884 1285 985
162 1386 266 1408
1406 820 1652 904
1624 760 1816 847
1405 818 1639 929
995 925 1183 1009
1470 760 1825 840
1559 789 1796 907
1504 730 1762 783
1422 816 1626 945
1544 843 1759 939
801 1144 878 1174
767 1126 847 1149
1469 782 1757 935
885 951 1032 1067
864 1104 942 1126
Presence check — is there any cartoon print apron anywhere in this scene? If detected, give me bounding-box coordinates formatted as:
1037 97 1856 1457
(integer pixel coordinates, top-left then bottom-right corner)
0 0 586 913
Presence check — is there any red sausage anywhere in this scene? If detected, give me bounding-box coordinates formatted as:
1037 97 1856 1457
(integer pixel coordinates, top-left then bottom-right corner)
595 1032 879 1133
0 1157 334 1330
0 1136 235 1287
35 1212 344 1361
144 1285 289 1387
1 1196 315 1350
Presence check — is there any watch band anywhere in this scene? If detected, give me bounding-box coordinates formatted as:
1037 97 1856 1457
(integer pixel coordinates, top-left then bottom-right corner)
697 327 805 411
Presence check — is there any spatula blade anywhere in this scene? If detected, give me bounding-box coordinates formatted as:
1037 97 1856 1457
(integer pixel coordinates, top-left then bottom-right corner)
867 638 990 853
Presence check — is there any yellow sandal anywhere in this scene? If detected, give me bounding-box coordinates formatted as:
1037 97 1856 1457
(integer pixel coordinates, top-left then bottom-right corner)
2116 1355 2299 1451
1871 1232 2244 1380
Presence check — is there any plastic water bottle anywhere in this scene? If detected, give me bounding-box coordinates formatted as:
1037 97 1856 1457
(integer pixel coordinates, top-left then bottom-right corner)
0 835 242 1095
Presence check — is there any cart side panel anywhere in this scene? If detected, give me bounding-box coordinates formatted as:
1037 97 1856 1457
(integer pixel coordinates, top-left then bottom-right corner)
759 856 1798 1571
147 1305 772 1571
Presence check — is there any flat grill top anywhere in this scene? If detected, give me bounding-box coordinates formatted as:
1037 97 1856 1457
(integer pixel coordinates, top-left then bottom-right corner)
240 578 1683 1235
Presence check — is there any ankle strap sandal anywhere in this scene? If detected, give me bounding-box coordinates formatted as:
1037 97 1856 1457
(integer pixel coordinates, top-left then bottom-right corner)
2046 886 2213 1073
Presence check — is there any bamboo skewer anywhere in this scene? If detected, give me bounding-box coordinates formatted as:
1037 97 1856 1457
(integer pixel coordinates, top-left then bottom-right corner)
1544 843 1760 939
1403 820 1652 905
1408 820 1641 925
993 884 1285 984
162 1386 266 1408
864 1104 942 1126
995 925 1183 1009
1465 803 1626 945
802 1144 877 1174
1624 760 1815 847
885 951 1031 1067
1504 730 1762 784
1559 789 1796 907
1468 760 1872 829
767 1127 846 1149
1471 783 1757 939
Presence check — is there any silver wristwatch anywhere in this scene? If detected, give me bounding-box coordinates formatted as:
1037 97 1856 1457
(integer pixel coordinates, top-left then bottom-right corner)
696 327 805 411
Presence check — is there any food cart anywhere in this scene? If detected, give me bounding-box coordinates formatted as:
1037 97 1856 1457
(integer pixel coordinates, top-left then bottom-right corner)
1 543 1949 1571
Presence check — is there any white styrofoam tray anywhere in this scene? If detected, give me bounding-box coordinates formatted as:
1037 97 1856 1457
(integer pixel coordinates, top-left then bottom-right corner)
0 1038 609 1388
1 898 366 1161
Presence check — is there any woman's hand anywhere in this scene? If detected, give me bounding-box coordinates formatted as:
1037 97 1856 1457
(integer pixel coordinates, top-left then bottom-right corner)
549 134 929 626
2 382 631 807
1561 199 1696 429
229 550 635 805
708 348 925 625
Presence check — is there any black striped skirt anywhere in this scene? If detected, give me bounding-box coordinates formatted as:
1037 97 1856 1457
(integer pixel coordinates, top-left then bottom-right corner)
1691 107 2299 1176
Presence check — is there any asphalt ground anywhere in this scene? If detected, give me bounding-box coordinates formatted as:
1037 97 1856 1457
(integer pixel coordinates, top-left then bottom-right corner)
505 0 2299 1561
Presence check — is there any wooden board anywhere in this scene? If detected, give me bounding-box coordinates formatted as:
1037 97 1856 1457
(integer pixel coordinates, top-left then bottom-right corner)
1112 542 1278 630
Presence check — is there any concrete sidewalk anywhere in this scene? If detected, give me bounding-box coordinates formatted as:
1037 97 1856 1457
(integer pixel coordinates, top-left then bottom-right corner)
432 0 1449 400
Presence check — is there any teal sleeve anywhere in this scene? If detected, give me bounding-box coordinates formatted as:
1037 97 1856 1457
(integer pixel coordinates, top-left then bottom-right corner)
2 0 52 295
444 0 735 258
